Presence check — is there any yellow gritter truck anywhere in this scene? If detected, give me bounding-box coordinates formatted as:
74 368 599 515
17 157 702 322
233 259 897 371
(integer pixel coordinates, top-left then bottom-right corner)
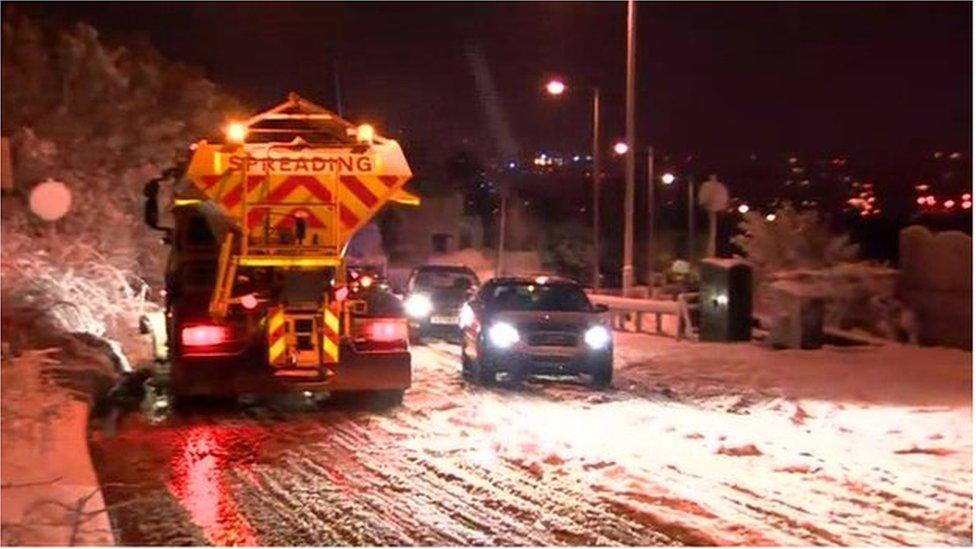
141 93 419 405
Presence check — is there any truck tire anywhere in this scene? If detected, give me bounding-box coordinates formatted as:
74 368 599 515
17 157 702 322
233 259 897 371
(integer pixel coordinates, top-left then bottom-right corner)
369 389 404 409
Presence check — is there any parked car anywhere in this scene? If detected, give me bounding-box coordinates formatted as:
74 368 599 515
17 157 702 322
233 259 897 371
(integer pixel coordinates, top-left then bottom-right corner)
459 275 612 387
403 265 479 341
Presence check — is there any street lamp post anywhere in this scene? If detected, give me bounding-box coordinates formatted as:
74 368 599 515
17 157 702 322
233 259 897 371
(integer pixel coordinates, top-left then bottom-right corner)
591 88 602 289
546 79 603 289
496 185 508 276
687 174 696 262
653 168 696 269
646 146 654 287
622 0 637 294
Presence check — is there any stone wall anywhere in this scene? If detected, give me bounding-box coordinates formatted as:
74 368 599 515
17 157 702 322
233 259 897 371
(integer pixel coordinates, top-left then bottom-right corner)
899 225 972 349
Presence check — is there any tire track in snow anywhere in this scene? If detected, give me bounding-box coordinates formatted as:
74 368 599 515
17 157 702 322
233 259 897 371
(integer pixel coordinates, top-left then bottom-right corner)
90 340 970 546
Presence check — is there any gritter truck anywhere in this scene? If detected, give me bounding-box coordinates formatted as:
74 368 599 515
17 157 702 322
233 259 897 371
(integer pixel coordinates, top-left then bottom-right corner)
141 93 419 405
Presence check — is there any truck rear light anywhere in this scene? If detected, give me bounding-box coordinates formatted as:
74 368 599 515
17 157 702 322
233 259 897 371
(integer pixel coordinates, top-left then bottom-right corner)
351 317 408 352
181 325 232 347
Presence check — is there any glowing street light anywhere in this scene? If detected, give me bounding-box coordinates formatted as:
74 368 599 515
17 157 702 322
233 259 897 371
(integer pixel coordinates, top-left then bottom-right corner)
737 204 750 214
225 121 248 143
545 79 567 96
765 213 776 221
613 141 630 155
661 172 676 185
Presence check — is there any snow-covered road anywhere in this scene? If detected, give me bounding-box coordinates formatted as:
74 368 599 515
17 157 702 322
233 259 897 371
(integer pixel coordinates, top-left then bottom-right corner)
89 337 972 546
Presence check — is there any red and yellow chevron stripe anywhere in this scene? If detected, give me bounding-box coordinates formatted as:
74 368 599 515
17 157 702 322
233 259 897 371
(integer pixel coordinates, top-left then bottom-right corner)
185 143 412 250
322 305 340 364
267 306 287 366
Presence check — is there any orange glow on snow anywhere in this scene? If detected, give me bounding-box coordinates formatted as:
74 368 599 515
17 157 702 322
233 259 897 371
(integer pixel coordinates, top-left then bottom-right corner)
167 427 259 546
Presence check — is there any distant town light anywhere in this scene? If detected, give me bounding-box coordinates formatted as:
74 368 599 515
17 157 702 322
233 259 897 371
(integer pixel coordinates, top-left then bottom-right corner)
737 204 750 214
545 79 567 96
661 172 676 185
916 196 927 205
944 199 955 209
613 141 629 155
963 201 972 210
765 213 776 221
963 193 972 201
926 195 937 206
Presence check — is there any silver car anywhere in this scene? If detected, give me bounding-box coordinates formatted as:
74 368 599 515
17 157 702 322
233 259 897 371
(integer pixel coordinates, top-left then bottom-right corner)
459 276 613 387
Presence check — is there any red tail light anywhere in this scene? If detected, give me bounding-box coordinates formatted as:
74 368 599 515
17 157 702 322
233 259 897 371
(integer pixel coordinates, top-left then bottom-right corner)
351 317 408 352
368 319 408 342
181 325 232 347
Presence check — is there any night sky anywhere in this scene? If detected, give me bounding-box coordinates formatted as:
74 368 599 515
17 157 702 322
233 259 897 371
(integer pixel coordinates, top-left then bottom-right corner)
9 2 973 168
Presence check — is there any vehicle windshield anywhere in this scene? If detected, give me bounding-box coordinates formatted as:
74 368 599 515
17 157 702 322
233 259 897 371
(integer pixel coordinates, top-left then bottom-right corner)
412 270 477 291
484 283 592 312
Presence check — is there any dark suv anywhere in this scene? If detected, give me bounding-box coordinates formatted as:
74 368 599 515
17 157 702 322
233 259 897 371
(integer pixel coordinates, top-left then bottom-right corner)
403 265 479 342
459 276 612 387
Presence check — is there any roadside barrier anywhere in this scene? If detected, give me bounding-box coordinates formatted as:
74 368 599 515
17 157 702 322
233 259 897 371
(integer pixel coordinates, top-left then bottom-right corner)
590 292 699 340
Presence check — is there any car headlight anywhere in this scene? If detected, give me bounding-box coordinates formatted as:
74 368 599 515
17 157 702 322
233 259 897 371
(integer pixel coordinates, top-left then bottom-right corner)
487 322 520 349
404 294 433 318
584 325 612 349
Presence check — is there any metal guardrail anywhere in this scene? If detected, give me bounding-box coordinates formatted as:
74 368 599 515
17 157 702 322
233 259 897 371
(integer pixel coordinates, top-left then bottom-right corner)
590 292 700 340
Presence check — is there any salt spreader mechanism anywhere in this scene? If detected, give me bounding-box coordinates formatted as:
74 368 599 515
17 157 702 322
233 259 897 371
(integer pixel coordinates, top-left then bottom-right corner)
142 93 419 403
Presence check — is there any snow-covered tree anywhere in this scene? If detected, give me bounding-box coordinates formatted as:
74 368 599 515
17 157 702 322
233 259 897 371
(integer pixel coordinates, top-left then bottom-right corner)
732 205 858 273
1 14 245 348
2 13 244 285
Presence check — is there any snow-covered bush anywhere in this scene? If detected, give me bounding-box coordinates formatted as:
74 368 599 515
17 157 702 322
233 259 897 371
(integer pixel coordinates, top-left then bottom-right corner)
1 231 156 342
735 206 916 340
540 222 593 283
1 14 242 351
732 205 858 273
1 14 243 284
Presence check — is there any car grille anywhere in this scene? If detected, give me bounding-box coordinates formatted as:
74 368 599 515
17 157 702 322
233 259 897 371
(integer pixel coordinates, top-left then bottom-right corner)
519 322 579 333
526 332 578 347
